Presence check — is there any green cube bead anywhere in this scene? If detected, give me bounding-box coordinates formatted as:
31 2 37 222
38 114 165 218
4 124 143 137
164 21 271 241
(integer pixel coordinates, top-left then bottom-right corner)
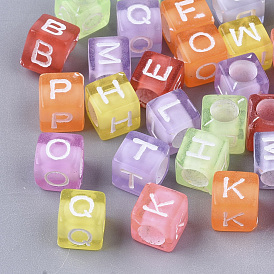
55 0 111 39
201 95 247 154
175 128 229 194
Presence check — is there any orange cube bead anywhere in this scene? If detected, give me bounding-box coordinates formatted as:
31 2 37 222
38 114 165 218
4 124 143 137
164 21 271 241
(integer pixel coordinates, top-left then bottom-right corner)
212 171 259 232
161 0 214 55
176 24 228 87
39 72 85 132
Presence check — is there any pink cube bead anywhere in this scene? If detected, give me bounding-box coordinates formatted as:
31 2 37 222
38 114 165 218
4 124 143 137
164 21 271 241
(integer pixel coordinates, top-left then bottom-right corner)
131 183 188 252
34 133 84 191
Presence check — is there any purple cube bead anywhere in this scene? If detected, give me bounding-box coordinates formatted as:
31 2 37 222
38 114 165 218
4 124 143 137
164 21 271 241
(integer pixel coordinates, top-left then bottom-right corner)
146 89 201 155
117 0 162 58
254 131 274 189
112 131 170 195
34 133 84 191
214 53 269 99
88 36 131 82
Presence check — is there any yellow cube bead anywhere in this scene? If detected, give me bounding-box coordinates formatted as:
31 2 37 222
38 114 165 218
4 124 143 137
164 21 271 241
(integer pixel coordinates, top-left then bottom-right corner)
218 16 273 70
57 189 106 251
85 72 140 140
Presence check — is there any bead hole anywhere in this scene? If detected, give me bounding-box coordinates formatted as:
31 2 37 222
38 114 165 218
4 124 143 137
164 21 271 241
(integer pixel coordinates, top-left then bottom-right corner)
172 129 188 149
181 169 208 187
256 99 274 121
138 225 165 246
261 171 274 186
210 99 239 122
229 60 258 82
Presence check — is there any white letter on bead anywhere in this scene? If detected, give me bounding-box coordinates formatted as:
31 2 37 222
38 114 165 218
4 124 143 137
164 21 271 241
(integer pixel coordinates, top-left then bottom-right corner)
50 79 72 99
44 171 69 186
158 100 180 122
196 62 216 80
223 212 244 227
223 177 245 199
110 111 132 133
110 112 132 133
186 137 215 160
69 196 94 218
262 137 274 160
41 19 66 35
143 193 174 217
31 40 53 68
46 139 71 160
175 0 196 22
143 59 173 81
229 23 261 47
97 80 125 104
189 32 215 53
120 169 143 189
51 112 73 129
132 138 158 160
97 42 121 65
127 4 151 25
68 229 92 246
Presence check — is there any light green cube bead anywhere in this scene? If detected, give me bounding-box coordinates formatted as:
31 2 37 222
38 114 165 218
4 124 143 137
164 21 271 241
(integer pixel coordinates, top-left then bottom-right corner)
201 95 247 154
175 128 229 194
55 0 111 39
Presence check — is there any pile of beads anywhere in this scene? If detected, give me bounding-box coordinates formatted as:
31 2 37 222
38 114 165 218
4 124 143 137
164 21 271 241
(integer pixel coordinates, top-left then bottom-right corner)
20 0 272 252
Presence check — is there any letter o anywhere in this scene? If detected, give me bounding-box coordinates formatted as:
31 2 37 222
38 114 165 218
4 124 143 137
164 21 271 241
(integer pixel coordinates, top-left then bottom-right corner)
196 62 217 80
189 32 215 53
46 139 71 160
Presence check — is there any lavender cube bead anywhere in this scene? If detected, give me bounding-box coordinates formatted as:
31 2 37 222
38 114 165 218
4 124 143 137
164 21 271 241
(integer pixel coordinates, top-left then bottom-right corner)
88 36 131 82
34 133 84 191
146 89 201 155
214 53 269 99
254 132 274 189
117 0 162 58
112 131 169 195
212 0 265 24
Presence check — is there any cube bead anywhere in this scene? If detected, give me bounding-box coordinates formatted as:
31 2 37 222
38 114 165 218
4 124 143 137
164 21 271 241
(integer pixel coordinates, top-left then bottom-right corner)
55 0 111 39
146 89 201 155
246 94 274 151
201 95 247 154
34 133 84 191
20 14 80 74
212 0 265 24
161 0 214 55
176 23 228 87
176 128 229 194
131 183 188 252
88 36 131 82
212 171 259 232
58 189 106 250
112 131 170 196
214 53 269 99
85 72 140 140
39 72 85 132
254 132 274 189
218 16 273 70
131 51 184 107
117 0 162 57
